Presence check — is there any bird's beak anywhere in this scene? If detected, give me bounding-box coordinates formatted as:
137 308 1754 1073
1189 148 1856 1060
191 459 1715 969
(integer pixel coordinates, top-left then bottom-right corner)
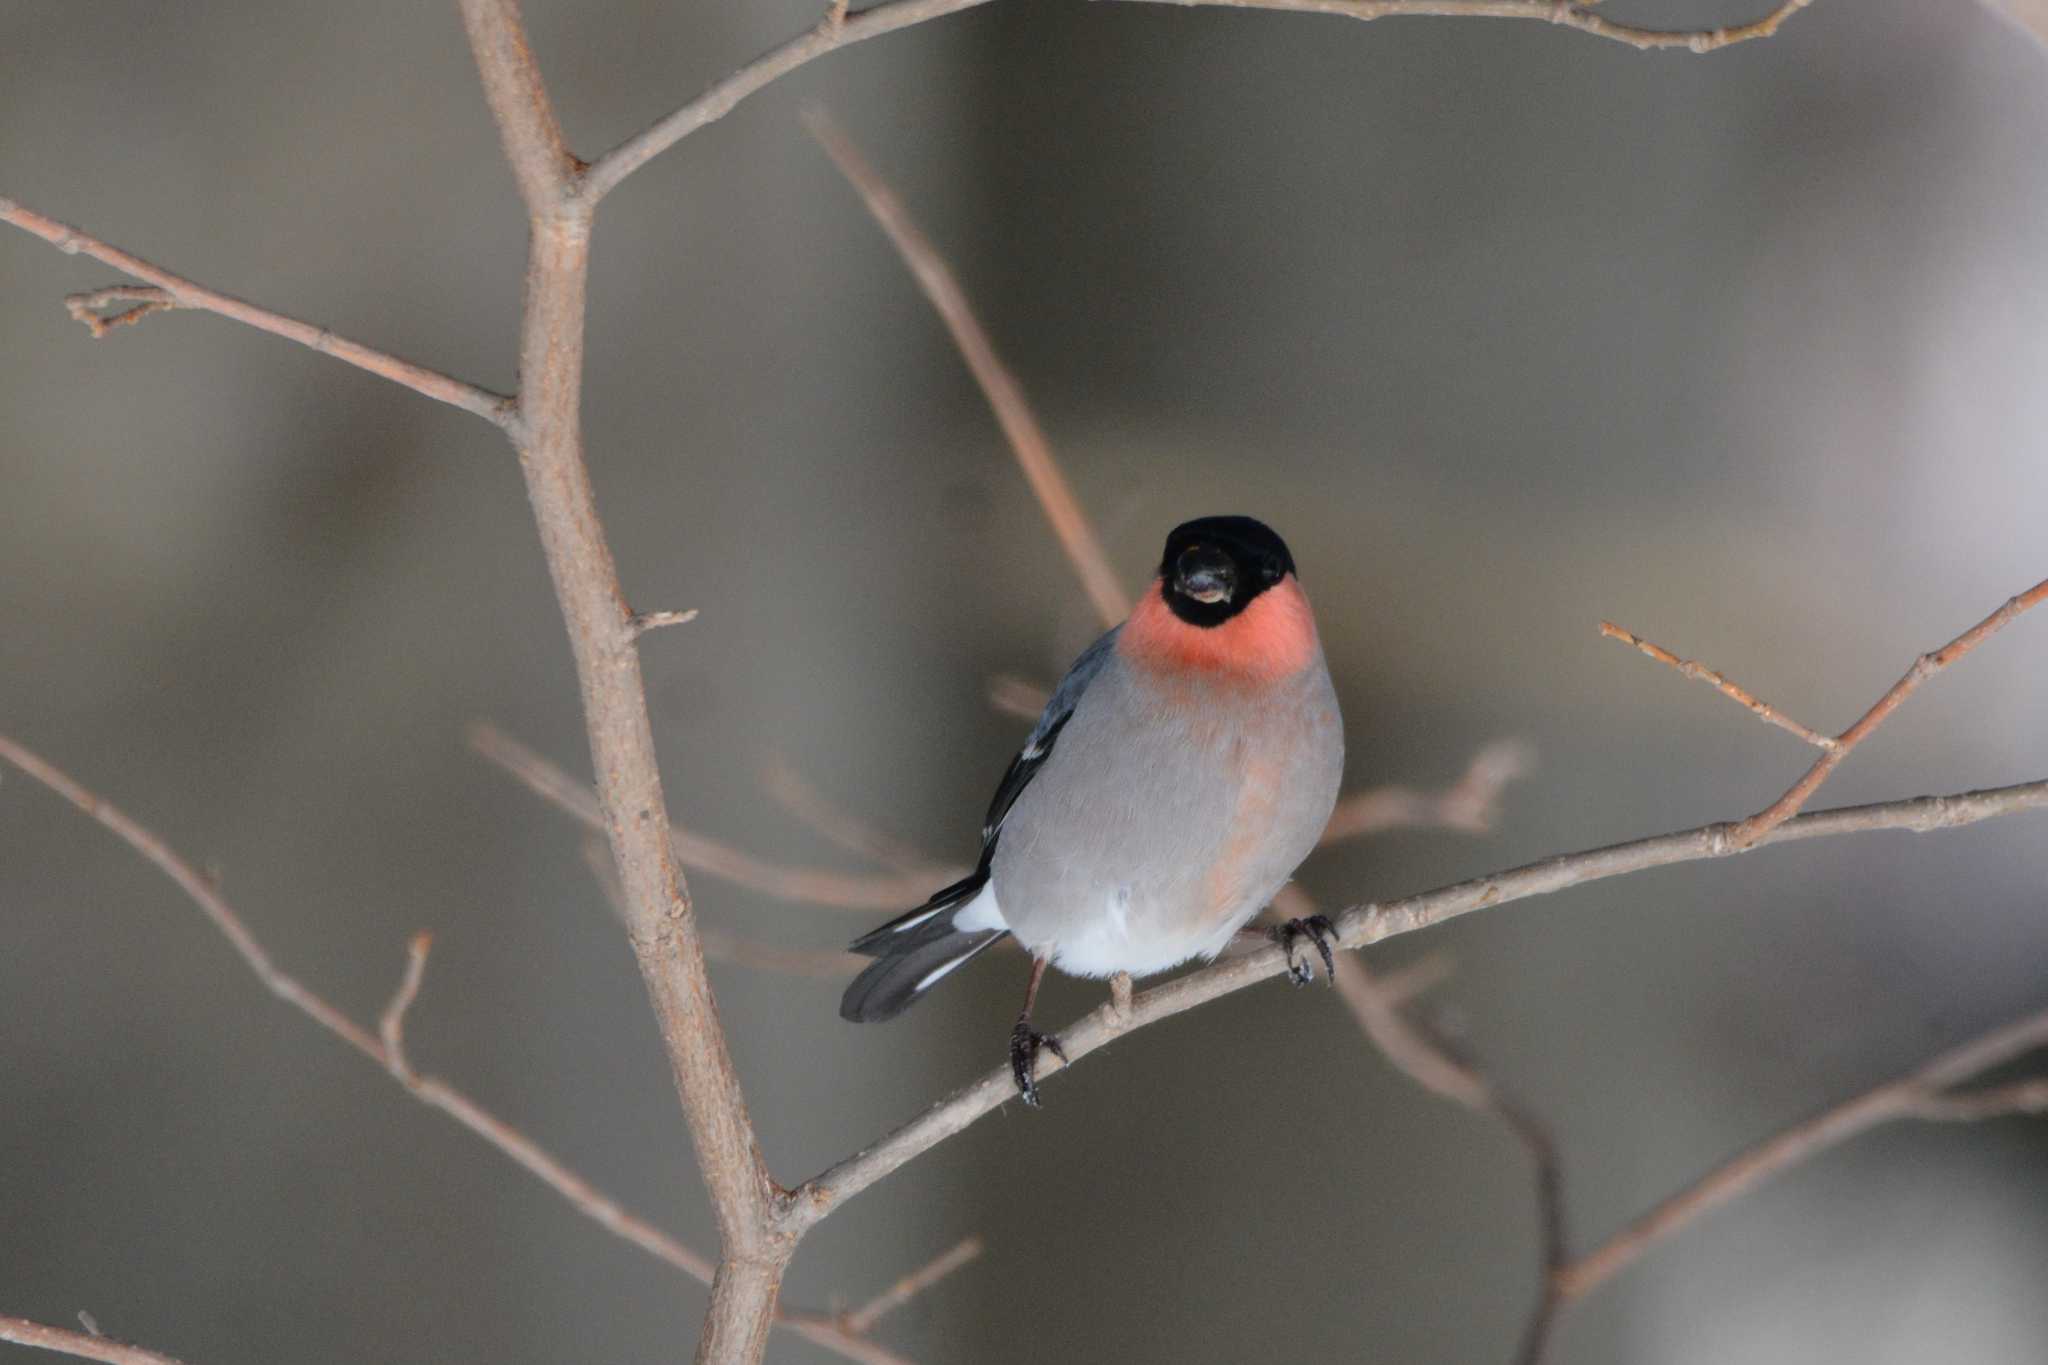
1175 545 1236 604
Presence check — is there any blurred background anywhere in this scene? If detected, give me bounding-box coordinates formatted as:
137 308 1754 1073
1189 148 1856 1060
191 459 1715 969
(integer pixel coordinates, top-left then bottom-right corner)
4 2 2047 1362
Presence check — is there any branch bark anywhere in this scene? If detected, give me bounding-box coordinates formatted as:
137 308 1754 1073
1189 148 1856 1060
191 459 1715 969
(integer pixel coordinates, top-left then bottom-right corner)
0 1317 188 1365
454 2 790 1354
1551 1003 2048 1304
0 198 513 424
583 0 1816 202
781 777 2048 1228
0 733 933 1365
806 109 1132 627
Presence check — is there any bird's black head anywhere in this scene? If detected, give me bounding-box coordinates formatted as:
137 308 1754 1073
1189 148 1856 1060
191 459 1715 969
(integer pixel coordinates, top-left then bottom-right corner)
1157 516 1298 628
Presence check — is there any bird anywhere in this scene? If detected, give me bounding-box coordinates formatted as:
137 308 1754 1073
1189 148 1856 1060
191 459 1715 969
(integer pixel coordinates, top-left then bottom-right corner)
839 515 1346 1106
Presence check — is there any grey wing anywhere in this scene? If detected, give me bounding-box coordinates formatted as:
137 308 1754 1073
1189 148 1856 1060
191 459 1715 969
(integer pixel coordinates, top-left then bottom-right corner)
979 625 1120 851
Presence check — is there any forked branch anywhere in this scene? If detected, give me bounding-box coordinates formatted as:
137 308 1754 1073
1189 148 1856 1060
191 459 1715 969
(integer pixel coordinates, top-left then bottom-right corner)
0 733 952 1365
1605 576 2048 846
583 0 1815 202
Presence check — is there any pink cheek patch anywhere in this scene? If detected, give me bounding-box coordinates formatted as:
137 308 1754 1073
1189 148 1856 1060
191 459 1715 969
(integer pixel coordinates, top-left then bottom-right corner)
1119 577 1319 684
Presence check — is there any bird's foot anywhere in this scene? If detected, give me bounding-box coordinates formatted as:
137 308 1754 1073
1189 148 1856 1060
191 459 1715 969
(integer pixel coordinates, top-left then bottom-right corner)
1009 1015 1068 1108
1272 914 1338 987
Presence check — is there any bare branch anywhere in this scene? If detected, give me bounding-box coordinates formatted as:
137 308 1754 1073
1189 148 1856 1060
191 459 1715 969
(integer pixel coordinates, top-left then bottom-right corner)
472 721 943 911
64 285 174 337
580 836 870 979
761 757 959 880
454 8 794 1346
377 931 434 1078
805 110 1133 630
0 733 971 1365
1599 622 1837 750
1552 1002 2048 1303
1728 576 2048 845
0 1316 188 1365
629 607 701 637
1319 739 1535 843
583 0 999 203
841 1235 987 1336
582 0 1816 202
1123 0 1814 53
0 198 514 425
0 731 716 1282
1977 0 2048 50
987 673 1052 723
1339 964 1569 1365
783 775 2048 1230
455 0 581 215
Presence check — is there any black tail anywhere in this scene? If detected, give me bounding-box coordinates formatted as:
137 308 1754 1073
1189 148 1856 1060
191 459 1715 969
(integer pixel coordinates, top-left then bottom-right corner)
840 875 1006 1023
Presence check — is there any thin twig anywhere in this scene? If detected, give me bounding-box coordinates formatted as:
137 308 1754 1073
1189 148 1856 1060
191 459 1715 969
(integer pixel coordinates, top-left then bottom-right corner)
1727 576 2048 845
64 285 174 337
0 198 514 426
782 776 2048 1229
1302 895 1567 1365
1319 739 1536 842
987 674 1051 723
456 4 797 1349
0 1316 188 1365
581 836 870 979
377 931 434 1078
840 1235 987 1336
580 0 1816 202
806 110 1132 630
471 721 941 911
456 0 580 215
1599 622 1837 750
1123 0 1813 53
760 756 961 879
1551 1002 2048 1303
0 732 952 1365
0 731 713 1282
629 607 700 637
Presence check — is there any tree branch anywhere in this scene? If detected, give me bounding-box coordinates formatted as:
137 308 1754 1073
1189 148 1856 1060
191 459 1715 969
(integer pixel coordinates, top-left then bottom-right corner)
1322 948 1568 1365
1730 576 2048 844
0 732 961 1365
1608 577 2048 849
0 1317 187 1365
1598 622 1837 750
1550 1002 2048 1305
1319 739 1535 842
452 4 794 1354
0 197 514 425
455 0 580 214
805 109 1132 628
1123 0 1814 54
579 835 871 979
781 776 2048 1230
839 1235 987 1336
583 0 1817 203
472 721 948 911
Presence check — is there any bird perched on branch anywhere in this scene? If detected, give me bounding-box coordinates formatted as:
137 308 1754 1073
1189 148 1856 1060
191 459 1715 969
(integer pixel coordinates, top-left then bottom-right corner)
840 516 1345 1105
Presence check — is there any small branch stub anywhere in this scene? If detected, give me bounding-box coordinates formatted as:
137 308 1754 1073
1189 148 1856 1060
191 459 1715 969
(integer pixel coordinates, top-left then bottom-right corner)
630 607 700 638
65 285 176 337
1599 621 1837 750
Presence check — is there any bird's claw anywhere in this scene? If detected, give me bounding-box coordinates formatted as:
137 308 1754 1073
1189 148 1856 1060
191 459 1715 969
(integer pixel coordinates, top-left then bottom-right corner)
1272 914 1338 987
1009 1015 1068 1108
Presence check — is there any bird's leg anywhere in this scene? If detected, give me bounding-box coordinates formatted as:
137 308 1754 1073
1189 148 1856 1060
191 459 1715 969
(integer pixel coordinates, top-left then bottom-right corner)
1247 914 1338 987
1009 956 1067 1108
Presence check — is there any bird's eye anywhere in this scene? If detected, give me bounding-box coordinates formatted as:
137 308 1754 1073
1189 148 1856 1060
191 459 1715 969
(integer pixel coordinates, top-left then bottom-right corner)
1262 558 1284 584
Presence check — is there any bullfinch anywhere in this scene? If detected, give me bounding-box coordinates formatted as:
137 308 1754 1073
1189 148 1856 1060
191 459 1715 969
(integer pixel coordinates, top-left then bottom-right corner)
840 516 1344 1105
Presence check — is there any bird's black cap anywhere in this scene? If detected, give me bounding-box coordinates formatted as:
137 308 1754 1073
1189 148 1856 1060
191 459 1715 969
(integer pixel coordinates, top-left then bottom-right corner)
1158 516 1297 628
